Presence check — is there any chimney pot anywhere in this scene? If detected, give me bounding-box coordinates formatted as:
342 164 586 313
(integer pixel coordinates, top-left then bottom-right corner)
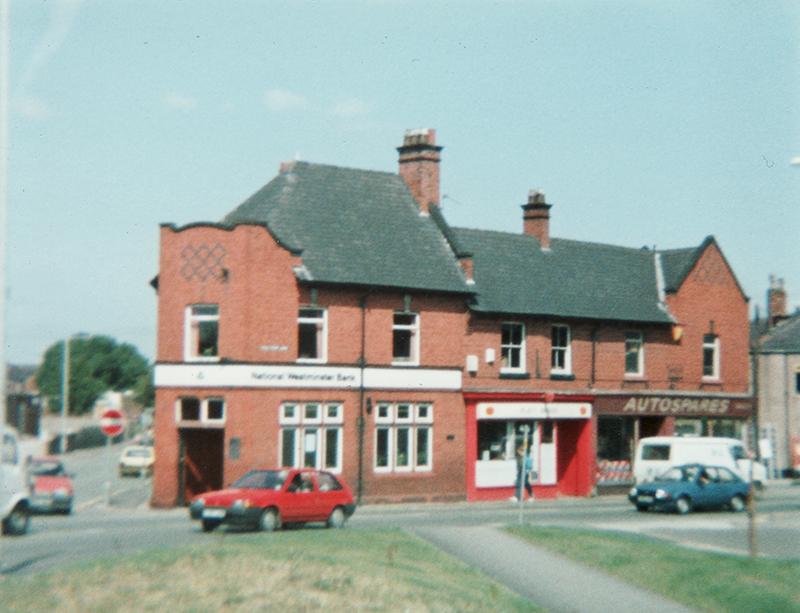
521 189 553 249
397 128 443 215
767 275 788 327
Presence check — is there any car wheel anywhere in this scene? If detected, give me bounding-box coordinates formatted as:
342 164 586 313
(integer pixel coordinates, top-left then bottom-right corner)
635 504 648 512
2 504 30 536
675 496 692 515
259 508 281 532
201 519 220 532
327 506 346 529
729 494 746 513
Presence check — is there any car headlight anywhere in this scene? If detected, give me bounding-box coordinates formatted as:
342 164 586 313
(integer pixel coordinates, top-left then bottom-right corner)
55 488 69 496
232 499 251 509
628 487 638 497
655 489 671 500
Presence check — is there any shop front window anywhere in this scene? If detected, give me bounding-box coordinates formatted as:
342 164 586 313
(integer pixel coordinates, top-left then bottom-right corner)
279 402 342 472
373 402 432 472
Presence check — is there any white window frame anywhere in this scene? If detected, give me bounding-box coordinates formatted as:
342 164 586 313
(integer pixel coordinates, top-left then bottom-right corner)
500 322 526 373
551 324 572 375
279 402 343 473
297 307 327 364
392 312 420 366
624 331 644 377
184 304 220 362
174 397 226 425
373 402 433 473
702 334 720 380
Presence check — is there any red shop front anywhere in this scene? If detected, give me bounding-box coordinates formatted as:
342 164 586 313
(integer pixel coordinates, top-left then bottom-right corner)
464 393 595 501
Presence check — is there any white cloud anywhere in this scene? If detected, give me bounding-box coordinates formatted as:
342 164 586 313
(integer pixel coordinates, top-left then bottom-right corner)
163 92 198 112
13 96 52 120
331 97 370 118
17 0 83 95
264 89 308 112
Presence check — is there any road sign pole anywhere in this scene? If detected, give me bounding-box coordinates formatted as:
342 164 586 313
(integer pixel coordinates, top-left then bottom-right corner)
105 435 111 507
518 424 530 525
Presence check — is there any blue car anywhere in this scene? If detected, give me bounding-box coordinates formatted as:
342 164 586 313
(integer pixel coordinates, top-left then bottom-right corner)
628 463 750 514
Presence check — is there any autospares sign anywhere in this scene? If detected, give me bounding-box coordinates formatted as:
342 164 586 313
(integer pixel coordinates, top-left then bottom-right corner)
595 395 753 417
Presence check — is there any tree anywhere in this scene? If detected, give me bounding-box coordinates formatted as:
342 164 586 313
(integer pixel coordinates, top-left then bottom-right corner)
36 335 151 415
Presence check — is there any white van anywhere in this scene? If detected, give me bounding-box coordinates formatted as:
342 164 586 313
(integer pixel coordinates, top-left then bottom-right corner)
633 436 767 488
1 428 31 535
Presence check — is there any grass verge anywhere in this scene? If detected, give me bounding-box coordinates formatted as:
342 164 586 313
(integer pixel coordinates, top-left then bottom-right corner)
506 525 800 613
1 528 539 613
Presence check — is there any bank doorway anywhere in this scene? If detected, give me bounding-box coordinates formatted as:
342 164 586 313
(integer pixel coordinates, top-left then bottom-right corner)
178 428 224 505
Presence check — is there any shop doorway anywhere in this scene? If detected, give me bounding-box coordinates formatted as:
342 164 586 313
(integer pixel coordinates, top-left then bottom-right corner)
178 428 224 505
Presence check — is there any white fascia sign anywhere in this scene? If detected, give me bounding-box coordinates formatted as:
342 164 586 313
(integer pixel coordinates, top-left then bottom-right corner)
476 401 592 420
155 364 462 391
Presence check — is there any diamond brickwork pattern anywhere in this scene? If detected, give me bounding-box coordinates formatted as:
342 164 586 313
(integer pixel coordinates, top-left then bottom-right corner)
180 243 227 282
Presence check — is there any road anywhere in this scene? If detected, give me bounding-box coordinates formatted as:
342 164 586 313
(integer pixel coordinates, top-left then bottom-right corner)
2 444 798 577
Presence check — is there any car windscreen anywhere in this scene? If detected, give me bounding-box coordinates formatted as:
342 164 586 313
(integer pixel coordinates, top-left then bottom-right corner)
30 460 64 476
232 470 289 490
125 449 152 458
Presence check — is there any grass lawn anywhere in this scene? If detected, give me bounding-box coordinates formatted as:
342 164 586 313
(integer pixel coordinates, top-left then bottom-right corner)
507 525 800 613
0 528 539 613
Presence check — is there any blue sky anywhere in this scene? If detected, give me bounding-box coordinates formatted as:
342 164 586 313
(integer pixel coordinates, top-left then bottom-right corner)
5 0 799 365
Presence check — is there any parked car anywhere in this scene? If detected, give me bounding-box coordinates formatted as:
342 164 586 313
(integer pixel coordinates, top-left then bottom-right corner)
633 436 767 488
1 428 30 535
28 456 74 514
118 445 155 477
628 463 750 514
189 468 356 533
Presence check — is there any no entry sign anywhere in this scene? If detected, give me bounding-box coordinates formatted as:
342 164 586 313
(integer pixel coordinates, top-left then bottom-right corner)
100 408 126 437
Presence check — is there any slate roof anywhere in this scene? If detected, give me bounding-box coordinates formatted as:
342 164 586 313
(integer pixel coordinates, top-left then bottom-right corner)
451 227 674 324
659 245 703 293
223 162 471 295
213 159 725 326
757 313 800 353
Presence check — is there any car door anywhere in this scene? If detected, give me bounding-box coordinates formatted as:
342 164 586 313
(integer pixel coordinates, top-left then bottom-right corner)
697 467 727 508
282 471 318 522
314 471 341 520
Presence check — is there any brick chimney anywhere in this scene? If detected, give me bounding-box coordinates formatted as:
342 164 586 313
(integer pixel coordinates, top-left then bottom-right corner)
522 190 552 249
767 275 787 327
397 128 443 216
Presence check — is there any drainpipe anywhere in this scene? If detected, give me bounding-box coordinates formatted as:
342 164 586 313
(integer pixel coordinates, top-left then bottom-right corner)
784 354 791 477
590 328 597 388
356 294 368 504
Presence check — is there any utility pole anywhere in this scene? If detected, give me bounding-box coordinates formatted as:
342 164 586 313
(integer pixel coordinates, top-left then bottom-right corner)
60 338 70 454
0 0 9 435
748 336 759 557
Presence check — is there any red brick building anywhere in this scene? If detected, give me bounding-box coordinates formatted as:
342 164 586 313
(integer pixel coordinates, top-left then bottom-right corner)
152 129 752 507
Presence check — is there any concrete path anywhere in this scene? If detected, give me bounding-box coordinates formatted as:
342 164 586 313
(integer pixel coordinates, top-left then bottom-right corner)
413 525 696 613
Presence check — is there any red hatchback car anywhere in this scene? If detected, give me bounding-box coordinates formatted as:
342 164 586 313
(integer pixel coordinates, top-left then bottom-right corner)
28 456 74 514
189 468 356 533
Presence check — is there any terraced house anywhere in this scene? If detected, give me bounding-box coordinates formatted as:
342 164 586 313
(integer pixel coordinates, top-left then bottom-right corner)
151 129 753 507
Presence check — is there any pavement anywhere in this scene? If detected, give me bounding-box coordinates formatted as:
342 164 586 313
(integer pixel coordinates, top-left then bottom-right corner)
412 524 696 613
